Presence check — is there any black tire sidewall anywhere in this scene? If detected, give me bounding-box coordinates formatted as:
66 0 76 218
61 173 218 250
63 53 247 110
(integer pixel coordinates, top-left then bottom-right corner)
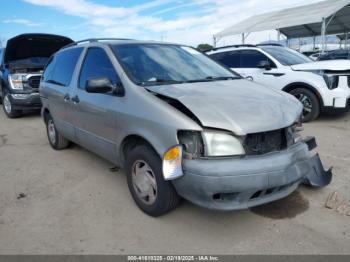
290 88 320 122
126 145 177 216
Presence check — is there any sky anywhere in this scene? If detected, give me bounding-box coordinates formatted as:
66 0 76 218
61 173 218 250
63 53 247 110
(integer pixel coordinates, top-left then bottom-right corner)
0 0 322 47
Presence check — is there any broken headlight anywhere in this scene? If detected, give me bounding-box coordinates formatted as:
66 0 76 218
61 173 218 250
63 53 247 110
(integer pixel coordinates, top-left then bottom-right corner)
178 131 204 159
8 74 25 90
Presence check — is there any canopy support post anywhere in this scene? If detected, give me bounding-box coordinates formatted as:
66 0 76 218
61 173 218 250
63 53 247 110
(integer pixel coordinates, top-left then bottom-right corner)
277 29 281 42
346 32 348 49
313 36 316 51
321 18 326 53
242 33 245 44
213 36 217 47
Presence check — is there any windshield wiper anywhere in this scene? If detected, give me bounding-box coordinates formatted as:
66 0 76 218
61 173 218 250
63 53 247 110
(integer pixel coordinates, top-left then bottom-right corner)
184 76 239 83
206 76 240 80
140 78 184 86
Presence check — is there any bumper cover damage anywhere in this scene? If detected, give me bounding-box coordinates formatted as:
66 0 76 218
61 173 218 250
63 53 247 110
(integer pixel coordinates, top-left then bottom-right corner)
303 153 332 188
172 137 332 211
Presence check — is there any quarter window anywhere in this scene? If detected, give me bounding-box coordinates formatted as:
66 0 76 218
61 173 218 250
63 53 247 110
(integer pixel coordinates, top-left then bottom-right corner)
43 47 83 86
79 48 119 90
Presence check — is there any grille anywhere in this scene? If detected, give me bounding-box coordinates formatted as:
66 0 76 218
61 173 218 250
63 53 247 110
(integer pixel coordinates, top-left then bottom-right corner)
28 75 41 89
243 128 287 155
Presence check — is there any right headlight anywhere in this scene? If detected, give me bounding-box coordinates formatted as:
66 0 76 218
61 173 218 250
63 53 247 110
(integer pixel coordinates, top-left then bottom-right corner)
202 131 245 157
309 70 338 90
8 74 25 90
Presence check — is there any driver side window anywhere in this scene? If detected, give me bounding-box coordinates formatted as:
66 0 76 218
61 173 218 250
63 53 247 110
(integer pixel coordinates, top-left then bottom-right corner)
79 47 120 90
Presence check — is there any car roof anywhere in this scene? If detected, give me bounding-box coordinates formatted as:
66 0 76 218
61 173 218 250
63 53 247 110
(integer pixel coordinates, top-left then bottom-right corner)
206 44 283 54
61 38 183 50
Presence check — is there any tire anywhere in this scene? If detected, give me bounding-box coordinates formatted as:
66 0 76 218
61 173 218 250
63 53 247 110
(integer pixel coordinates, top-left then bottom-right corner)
126 144 180 216
2 91 22 118
45 113 69 150
289 88 320 122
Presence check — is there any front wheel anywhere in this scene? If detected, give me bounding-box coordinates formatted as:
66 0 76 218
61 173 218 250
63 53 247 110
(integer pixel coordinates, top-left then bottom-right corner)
126 145 180 216
2 92 22 118
289 88 320 122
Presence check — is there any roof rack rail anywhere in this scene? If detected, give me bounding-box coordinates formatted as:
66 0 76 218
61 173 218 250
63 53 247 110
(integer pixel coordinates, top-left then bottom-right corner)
62 38 132 49
206 44 256 52
257 43 284 47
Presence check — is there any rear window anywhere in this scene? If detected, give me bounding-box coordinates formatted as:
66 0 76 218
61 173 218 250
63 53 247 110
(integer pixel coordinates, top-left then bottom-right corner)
43 47 83 86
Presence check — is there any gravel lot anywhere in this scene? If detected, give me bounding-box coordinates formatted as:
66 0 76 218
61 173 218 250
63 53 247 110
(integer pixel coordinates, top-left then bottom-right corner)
0 110 349 255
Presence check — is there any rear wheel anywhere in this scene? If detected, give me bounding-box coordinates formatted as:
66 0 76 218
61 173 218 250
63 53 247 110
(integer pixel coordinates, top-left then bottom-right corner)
45 113 69 150
126 144 180 216
2 92 22 118
289 88 320 122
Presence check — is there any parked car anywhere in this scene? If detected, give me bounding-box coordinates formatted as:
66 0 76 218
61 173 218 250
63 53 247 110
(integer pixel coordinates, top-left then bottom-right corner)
309 52 322 61
40 39 332 216
207 45 350 122
318 49 350 61
0 33 73 118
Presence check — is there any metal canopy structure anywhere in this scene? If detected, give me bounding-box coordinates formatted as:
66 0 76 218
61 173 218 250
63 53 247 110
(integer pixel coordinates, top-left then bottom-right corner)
214 0 350 52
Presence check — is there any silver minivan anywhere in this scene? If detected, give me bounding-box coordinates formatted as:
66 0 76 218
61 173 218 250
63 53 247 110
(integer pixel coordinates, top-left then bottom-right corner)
40 39 332 216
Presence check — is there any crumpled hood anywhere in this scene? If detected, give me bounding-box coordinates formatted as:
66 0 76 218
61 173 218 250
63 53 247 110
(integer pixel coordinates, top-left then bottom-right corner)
4 33 73 63
291 60 350 71
146 80 302 135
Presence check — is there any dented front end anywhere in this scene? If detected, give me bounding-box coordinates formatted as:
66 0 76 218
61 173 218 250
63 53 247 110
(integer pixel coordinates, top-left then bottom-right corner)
145 81 332 210
171 134 332 210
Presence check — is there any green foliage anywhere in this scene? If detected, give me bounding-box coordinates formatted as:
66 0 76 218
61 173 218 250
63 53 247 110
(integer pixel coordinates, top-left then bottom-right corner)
197 43 213 52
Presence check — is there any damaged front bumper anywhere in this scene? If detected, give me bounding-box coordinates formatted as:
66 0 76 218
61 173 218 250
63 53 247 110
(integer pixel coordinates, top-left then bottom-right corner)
172 138 332 211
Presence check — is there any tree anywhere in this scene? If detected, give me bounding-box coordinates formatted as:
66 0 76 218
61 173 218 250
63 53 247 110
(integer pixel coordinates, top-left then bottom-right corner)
197 43 213 52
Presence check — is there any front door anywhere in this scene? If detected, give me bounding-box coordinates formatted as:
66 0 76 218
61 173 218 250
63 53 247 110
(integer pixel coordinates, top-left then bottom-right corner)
69 47 122 163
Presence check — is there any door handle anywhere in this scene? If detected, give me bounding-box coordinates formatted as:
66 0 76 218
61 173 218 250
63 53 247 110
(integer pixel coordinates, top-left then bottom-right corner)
71 95 80 104
63 94 70 102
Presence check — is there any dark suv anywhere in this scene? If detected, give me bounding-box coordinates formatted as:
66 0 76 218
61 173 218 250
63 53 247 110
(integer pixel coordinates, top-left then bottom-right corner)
0 33 72 118
318 49 350 61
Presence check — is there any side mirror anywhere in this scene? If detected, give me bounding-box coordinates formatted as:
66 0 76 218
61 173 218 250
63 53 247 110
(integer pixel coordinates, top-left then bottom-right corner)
257 60 272 71
86 77 113 94
113 82 125 97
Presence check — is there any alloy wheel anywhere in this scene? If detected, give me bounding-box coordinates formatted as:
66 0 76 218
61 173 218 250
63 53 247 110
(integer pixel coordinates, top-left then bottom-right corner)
294 93 312 118
3 94 12 114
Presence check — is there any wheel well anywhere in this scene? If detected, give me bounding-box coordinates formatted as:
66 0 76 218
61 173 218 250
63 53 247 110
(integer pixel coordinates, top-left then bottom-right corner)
282 83 324 107
120 135 158 166
43 108 50 123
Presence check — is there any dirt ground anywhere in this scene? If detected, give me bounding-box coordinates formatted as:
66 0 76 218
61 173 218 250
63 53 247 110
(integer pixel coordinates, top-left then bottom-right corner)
0 110 349 255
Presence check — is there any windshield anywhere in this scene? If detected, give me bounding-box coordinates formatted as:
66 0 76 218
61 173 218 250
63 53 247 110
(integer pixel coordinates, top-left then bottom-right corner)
112 44 240 86
262 46 312 66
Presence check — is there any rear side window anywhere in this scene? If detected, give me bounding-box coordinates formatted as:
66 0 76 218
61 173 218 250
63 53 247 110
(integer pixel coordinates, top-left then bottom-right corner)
79 48 119 90
332 51 349 59
210 51 241 68
240 50 275 68
43 47 83 86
